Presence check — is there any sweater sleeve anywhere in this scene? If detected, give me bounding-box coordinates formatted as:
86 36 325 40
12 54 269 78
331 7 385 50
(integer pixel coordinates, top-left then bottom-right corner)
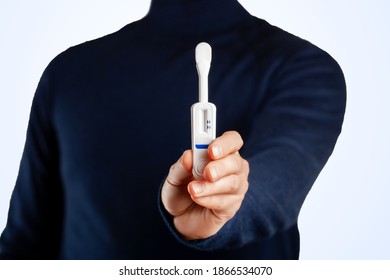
0 65 63 259
158 45 346 251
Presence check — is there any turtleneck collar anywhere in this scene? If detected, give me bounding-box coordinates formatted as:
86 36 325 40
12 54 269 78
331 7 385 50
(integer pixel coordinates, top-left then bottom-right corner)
143 0 251 35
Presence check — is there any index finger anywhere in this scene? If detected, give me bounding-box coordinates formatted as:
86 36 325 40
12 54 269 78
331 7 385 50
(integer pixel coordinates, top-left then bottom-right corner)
208 131 244 160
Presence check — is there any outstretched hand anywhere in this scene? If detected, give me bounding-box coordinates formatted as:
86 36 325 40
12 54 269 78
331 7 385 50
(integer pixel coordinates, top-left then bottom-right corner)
161 131 249 240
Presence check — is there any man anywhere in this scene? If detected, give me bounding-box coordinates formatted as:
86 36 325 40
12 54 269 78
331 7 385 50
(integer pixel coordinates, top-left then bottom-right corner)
0 0 346 259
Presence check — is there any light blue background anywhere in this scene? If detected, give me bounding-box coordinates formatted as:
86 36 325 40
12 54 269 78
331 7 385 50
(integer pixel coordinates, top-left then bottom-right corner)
0 0 389 259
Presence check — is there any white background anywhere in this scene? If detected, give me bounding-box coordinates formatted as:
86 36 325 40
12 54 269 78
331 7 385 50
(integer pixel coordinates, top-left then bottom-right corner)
0 0 389 259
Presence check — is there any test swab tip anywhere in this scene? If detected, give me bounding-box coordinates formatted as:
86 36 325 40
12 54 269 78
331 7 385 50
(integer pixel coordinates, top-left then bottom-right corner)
195 42 212 64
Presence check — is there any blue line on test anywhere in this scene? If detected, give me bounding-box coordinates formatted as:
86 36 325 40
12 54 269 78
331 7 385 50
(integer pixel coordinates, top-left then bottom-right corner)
195 144 209 149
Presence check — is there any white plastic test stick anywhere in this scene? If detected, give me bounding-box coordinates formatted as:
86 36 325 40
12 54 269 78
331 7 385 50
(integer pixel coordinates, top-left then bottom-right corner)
191 42 216 180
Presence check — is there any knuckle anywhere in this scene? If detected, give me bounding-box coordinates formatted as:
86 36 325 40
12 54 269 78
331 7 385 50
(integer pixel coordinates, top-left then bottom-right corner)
236 133 244 147
242 159 250 173
226 131 244 147
228 181 236 193
211 195 227 212
232 154 243 170
236 174 249 195
231 131 244 148
229 175 240 192
223 130 235 137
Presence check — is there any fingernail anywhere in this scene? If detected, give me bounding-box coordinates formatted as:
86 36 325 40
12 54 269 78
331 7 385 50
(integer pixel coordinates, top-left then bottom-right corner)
192 183 204 196
212 145 222 158
209 166 218 180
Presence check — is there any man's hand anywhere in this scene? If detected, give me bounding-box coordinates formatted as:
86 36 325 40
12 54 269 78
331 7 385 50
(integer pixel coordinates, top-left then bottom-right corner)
161 131 249 240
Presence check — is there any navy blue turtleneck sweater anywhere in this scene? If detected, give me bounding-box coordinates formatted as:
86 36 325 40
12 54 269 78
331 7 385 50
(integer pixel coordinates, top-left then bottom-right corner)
0 0 346 259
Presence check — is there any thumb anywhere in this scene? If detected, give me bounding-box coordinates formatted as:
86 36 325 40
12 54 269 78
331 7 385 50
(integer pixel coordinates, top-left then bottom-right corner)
162 150 194 216
166 150 193 187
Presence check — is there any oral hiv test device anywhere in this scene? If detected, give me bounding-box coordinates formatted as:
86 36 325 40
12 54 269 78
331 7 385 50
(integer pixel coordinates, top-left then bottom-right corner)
191 42 216 180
